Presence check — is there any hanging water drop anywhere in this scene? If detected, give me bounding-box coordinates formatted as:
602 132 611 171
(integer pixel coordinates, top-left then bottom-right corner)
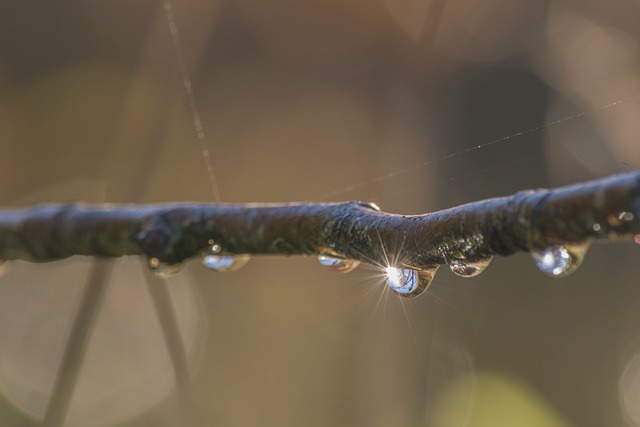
318 255 360 273
448 257 493 278
384 266 438 298
148 257 184 278
531 242 589 278
200 241 250 272
201 253 250 272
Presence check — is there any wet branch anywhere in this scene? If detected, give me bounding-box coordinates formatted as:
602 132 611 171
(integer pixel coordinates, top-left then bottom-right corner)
1 171 639 269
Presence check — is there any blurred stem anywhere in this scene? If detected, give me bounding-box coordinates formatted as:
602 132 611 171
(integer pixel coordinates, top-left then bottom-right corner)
1 171 639 268
43 259 114 426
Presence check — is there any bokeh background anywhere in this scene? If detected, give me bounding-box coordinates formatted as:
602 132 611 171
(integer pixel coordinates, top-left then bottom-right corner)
1 0 640 426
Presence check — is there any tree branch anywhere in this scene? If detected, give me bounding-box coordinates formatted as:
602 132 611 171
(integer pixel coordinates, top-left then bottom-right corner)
1 171 639 269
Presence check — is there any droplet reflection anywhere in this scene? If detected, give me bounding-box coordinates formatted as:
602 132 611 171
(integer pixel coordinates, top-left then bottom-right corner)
207 239 222 254
531 242 589 277
201 254 250 272
318 255 360 273
448 257 493 278
384 266 438 298
200 242 250 272
608 211 635 227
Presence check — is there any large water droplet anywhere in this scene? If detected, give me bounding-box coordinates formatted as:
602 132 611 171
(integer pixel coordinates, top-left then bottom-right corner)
147 257 184 278
318 255 360 273
448 257 493 278
201 253 250 272
531 242 589 278
384 266 438 298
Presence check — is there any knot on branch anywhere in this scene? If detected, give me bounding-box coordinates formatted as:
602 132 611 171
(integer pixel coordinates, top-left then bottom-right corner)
136 207 214 264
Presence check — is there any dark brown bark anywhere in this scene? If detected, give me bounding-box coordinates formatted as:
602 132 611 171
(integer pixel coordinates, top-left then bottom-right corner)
1 171 639 269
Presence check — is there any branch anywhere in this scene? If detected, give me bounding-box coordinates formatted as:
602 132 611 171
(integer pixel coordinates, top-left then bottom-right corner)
1 171 639 272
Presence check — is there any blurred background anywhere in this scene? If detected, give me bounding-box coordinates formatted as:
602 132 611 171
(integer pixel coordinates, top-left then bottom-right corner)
1 0 640 426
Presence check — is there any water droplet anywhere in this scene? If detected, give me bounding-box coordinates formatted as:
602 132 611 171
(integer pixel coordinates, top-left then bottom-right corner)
148 257 183 278
318 255 360 273
200 241 250 272
384 266 438 298
608 211 635 227
620 211 635 222
201 253 250 272
207 240 222 254
358 201 381 211
531 242 589 278
448 257 493 278
592 223 601 232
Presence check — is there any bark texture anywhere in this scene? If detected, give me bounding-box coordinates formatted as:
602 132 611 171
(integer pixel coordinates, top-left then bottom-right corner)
1 171 639 269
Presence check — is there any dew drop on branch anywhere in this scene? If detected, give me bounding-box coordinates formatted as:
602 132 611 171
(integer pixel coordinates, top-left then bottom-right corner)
384 266 438 298
200 241 250 272
608 211 635 227
531 242 590 278
317 255 360 273
201 254 250 272
147 257 184 278
448 257 493 278
358 201 381 211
